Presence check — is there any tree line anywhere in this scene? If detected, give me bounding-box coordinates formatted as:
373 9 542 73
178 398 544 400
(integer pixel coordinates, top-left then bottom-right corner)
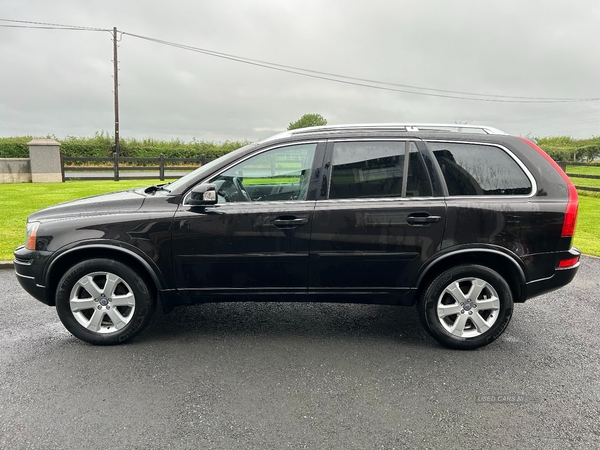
535 136 600 162
0 111 598 163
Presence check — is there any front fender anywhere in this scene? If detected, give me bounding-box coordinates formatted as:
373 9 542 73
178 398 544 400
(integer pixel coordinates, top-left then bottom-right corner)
44 240 168 293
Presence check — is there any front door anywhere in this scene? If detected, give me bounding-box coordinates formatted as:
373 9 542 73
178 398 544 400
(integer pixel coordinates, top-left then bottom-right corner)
172 142 322 299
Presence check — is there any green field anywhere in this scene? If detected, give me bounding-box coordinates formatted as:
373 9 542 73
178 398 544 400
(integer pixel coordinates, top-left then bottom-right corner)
567 165 600 257
0 180 174 261
566 164 600 190
0 179 599 260
571 177 600 189
566 165 600 176
575 196 600 256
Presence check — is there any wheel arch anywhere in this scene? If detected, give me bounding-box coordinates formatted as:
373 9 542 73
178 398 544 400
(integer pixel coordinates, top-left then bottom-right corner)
44 244 164 306
414 248 527 305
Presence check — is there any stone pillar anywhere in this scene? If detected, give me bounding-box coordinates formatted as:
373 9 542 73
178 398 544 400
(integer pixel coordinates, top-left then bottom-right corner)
27 139 63 183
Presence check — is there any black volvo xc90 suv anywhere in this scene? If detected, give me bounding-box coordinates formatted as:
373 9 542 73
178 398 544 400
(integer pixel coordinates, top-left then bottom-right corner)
14 124 580 349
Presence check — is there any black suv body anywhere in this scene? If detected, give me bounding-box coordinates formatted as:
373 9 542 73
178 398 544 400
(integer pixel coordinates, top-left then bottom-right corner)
14 124 580 348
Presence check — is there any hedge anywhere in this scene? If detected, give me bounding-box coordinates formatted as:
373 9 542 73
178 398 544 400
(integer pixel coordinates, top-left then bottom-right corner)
0 132 249 160
1 133 599 163
536 136 600 162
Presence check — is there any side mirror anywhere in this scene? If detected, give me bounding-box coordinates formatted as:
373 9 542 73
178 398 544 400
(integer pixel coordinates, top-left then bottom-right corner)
187 183 218 206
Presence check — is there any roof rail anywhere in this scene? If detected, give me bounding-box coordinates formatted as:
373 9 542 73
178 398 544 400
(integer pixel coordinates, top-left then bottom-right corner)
264 123 507 141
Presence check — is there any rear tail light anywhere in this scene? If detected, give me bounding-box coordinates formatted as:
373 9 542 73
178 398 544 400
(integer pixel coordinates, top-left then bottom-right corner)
561 182 578 237
518 137 579 237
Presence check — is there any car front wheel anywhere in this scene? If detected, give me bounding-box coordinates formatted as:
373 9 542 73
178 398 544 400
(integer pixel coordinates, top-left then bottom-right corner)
55 259 155 345
417 265 513 350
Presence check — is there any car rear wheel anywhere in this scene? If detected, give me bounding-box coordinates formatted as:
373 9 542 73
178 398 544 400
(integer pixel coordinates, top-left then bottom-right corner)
417 265 513 350
55 259 155 345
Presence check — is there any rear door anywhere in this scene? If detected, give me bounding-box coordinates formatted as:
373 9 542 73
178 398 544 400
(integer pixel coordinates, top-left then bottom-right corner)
308 139 446 301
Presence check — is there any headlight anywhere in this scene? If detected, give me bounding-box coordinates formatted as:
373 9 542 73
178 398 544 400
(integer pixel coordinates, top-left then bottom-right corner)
25 222 40 250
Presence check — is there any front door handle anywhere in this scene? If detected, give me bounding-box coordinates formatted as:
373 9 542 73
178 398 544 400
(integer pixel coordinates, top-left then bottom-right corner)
407 214 441 226
273 217 309 229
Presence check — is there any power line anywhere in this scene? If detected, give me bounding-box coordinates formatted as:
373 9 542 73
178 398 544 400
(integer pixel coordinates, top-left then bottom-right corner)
3 18 600 105
0 18 109 32
488 106 600 125
481 103 600 129
125 37 596 102
514 117 600 129
121 31 600 104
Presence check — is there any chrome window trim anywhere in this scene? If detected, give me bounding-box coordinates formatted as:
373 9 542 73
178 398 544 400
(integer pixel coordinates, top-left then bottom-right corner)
316 196 438 204
182 140 324 206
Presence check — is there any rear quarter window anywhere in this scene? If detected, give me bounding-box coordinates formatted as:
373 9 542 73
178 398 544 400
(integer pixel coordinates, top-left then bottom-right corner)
427 141 532 196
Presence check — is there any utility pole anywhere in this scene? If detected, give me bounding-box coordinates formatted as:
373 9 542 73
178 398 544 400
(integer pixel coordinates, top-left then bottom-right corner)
112 27 120 181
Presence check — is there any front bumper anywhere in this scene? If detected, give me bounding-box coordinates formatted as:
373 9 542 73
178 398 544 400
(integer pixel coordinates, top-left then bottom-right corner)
14 246 53 306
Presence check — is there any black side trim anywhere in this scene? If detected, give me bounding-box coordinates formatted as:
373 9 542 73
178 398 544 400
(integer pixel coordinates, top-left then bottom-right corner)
46 243 165 291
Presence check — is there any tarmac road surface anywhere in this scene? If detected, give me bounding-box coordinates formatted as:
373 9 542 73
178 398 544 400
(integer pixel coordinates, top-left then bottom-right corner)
1 256 599 449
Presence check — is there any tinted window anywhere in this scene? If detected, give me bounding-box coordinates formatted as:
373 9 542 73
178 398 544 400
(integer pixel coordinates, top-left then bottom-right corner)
211 143 317 202
428 142 532 196
329 141 432 199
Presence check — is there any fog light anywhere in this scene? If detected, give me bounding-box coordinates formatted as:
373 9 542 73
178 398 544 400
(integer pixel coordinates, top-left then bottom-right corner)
557 257 579 269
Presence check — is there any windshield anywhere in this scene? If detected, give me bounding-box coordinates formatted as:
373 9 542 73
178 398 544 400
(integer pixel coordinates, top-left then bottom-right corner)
159 142 258 193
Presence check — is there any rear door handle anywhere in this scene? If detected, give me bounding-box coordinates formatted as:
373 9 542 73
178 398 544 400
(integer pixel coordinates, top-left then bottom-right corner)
273 217 309 229
407 214 441 226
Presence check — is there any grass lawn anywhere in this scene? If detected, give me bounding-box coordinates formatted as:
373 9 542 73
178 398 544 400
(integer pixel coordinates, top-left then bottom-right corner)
0 180 174 261
567 164 600 195
0 180 599 260
566 165 600 176
570 177 600 189
573 195 600 257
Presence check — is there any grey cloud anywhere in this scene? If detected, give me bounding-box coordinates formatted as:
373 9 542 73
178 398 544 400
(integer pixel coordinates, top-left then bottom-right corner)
1 0 599 141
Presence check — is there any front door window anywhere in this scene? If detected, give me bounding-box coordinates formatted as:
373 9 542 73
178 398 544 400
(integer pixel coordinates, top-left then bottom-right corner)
212 143 317 202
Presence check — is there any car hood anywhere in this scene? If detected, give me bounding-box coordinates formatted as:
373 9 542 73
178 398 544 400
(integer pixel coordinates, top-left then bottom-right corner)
28 189 146 222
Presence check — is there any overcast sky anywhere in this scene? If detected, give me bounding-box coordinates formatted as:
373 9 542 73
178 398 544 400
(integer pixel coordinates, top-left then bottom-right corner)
1 0 599 142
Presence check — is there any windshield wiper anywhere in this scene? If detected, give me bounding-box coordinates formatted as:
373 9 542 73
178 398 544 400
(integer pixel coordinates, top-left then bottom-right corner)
144 183 171 194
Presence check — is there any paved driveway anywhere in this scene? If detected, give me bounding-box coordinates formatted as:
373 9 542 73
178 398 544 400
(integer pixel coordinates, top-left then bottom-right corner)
1 257 599 449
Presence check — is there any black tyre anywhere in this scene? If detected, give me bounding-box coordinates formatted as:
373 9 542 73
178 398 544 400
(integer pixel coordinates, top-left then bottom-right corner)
417 265 513 350
55 259 155 345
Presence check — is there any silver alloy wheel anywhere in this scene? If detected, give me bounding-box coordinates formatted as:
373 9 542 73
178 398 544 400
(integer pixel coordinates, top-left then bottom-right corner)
436 277 500 338
69 271 136 334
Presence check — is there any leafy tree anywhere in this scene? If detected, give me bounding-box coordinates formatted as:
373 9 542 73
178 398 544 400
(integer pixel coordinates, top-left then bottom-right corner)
287 113 327 130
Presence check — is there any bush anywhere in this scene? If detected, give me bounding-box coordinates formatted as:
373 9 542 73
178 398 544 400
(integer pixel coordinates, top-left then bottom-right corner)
539 145 577 162
0 136 33 158
2 132 597 164
537 136 600 162
0 133 250 162
60 132 115 158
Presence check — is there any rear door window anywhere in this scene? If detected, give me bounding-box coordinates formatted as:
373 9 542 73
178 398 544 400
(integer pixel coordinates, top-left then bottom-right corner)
328 141 432 199
428 142 532 196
